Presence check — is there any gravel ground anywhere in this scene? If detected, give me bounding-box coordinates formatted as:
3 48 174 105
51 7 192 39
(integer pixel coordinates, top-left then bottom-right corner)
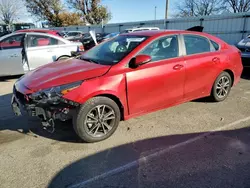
0 70 250 188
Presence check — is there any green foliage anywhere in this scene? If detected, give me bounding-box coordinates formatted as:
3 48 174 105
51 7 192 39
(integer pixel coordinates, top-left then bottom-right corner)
25 0 63 26
67 0 111 24
59 12 84 26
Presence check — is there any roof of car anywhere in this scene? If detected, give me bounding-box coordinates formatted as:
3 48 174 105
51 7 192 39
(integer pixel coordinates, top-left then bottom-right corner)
125 27 160 30
121 29 207 37
16 29 58 33
121 30 179 36
67 31 84 33
0 31 69 43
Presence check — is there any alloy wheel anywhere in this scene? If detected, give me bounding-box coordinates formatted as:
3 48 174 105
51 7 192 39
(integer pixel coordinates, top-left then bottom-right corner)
216 76 230 98
84 105 116 138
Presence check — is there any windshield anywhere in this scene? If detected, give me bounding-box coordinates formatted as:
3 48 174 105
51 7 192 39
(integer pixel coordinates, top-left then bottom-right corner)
81 35 148 65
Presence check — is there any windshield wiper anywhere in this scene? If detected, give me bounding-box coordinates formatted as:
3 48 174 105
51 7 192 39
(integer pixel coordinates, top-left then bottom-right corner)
80 57 99 64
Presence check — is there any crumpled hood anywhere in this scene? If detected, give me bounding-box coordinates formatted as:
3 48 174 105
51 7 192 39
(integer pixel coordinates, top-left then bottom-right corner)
18 59 111 92
237 37 250 47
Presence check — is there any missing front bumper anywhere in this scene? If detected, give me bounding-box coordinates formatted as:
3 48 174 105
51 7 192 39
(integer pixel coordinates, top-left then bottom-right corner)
11 93 77 133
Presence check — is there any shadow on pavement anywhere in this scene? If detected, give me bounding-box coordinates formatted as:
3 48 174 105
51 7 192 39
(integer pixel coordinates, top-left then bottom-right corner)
0 93 81 143
48 126 250 188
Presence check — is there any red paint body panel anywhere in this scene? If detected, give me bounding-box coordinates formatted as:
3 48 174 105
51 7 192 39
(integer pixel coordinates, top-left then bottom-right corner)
16 30 243 121
183 51 228 100
19 59 111 91
125 57 185 115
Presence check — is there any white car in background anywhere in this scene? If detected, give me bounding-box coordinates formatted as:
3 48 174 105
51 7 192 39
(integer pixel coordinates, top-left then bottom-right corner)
64 31 85 41
0 32 83 76
121 27 160 33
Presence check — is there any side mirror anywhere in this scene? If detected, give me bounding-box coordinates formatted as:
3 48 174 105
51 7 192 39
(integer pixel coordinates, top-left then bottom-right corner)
129 54 151 68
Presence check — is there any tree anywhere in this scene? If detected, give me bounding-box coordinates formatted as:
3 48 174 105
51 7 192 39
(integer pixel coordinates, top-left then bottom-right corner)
224 0 250 13
67 0 111 24
0 0 22 24
24 0 63 27
59 12 84 26
176 0 225 17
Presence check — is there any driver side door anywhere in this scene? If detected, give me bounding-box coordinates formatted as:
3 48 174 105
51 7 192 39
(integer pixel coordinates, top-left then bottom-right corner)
126 35 186 115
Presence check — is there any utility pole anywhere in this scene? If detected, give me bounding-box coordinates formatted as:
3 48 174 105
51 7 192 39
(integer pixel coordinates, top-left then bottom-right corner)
165 0 169 19
155 6 157 20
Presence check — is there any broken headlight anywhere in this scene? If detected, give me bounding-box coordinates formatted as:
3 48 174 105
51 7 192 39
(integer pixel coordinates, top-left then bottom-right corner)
30 81 83 104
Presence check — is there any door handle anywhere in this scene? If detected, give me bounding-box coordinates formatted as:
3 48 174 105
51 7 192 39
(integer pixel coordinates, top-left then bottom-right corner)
212 57 220 63
173 64 184 70
47 49 53 52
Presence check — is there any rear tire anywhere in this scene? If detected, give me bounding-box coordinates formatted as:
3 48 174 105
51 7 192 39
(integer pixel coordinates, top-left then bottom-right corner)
73 97 121 143
211 71 232 102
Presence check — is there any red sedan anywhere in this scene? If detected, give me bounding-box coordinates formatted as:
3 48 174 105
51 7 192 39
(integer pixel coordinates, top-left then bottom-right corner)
12 30 243 142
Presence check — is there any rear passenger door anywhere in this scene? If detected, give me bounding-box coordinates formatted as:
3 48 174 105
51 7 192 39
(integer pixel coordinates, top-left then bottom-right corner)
182 34 221 100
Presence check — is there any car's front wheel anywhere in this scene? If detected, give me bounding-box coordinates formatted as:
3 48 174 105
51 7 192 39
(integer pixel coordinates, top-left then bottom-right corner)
73 97 121 143
211 71 232 102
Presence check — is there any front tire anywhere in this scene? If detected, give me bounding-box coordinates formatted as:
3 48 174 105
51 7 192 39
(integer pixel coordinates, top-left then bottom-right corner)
73 97 121 143
211 71 232 102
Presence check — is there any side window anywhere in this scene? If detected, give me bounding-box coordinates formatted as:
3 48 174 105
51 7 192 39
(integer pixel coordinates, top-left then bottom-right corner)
210 40 220 51
184 35 212 55
0 34 25 50
139 35 179 62
27 35 61 47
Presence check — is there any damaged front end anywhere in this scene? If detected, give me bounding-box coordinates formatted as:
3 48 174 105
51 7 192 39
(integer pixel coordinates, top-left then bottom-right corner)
11 81 82 133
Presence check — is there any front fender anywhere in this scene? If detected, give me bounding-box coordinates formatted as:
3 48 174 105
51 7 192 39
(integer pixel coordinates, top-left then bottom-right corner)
63 74 129 116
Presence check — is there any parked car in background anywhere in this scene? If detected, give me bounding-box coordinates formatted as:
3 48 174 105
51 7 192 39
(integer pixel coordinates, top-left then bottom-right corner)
81 32 109 50
16 29 62 37
64 31 85 42
236 34 250 67
0 32 83 76
121 27 160 33
12 30 242 142
59 31 68 38
102 32 120 41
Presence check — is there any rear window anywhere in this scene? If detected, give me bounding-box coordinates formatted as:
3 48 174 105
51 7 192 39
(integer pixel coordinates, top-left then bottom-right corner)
184 35 212 55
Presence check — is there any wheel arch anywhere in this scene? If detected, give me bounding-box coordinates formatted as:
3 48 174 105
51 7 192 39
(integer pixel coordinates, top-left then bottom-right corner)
223 69 234 86
95 93 125 121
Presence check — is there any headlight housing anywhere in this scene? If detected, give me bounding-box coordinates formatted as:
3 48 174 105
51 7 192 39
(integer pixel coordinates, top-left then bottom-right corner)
30 81 83 104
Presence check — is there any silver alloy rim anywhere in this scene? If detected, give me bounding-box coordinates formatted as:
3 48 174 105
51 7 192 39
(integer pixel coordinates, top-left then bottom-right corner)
216 76 230 98
84 105 116 138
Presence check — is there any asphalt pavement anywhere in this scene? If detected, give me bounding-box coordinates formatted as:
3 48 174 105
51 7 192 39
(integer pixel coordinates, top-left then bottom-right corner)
1 70 250 188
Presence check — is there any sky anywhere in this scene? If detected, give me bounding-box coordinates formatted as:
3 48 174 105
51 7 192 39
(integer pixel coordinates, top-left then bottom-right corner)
102 0 178 23
17 0 178 25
